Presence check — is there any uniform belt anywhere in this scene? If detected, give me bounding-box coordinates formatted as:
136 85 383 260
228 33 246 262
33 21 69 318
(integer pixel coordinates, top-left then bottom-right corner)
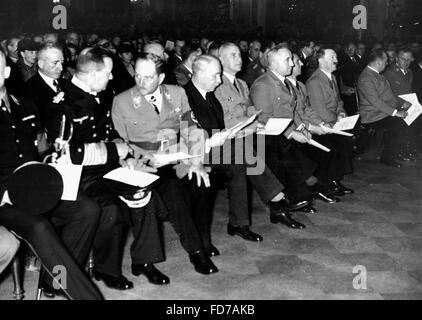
130 140 166 152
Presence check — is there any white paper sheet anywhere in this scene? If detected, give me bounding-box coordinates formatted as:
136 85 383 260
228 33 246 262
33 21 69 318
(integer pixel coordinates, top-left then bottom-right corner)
323 127 354 136
227 111 261 136
308 139 331 152
153 152 201 164
257 118 292 136
333 115 360 131
50 164 83 201
103 167 159 188
399 93 422 126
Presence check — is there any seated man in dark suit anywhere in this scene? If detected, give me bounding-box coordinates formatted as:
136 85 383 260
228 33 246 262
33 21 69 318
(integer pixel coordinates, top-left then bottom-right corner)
357 49 411 168
338 42 360 115
185 54 310 231
173 42 202 87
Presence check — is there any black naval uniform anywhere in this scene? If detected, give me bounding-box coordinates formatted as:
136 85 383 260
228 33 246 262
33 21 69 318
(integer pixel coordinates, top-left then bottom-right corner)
0 93 102 300
45 80 165 279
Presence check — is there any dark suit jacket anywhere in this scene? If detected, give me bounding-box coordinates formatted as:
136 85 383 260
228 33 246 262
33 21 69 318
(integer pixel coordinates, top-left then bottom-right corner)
357 67 404 124
21 72 62 125
111 57 136 95
183 81 225 136
174 64 192 87
384 65 413 96
411 63 422 101
338 55 360 87
306 69 346 125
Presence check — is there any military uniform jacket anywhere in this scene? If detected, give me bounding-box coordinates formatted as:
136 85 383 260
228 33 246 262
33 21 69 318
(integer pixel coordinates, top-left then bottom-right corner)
306 69 346 125
45 80 121 179
214 74 255 129
240 58 266 88
289 79 324 128
357 67 404 124
383 65 414 96
0 94 40 196
249 70 296 137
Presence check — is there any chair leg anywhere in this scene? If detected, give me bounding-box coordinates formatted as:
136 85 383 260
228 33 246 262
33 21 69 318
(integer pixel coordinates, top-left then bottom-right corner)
36 267 46 300
87 250 94 278
12 255 24 300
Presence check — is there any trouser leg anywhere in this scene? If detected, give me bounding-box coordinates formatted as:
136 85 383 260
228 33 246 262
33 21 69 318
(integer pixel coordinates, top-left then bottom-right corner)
0 226 20 274
0 206 102 300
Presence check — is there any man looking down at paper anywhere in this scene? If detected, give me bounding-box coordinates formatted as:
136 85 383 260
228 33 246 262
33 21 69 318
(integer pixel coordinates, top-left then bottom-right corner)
45 47 167 292
183 53 310 233
357 49 410 168
287 53 354 196
250 45 340 208
112 53 220 276
0 50 102 300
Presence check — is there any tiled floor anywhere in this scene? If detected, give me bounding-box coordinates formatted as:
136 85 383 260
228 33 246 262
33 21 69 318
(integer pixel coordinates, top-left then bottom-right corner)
1 152 421 300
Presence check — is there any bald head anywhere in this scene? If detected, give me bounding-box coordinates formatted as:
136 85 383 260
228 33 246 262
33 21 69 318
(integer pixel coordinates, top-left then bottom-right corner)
192 54 222 92
218 43 242 75
267 46 294 77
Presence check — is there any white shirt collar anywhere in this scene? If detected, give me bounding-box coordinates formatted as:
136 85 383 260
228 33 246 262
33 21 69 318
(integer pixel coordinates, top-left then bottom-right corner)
223 72 236 85
419 63 422 70
367 66 379 74
71 75 95 95
192 81 208 100
287 77 297 87
270 70 286 84
39 71 57 92
320 69 333 80
144 86 163 112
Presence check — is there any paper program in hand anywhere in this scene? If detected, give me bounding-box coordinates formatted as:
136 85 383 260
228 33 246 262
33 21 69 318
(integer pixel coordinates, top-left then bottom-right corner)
257 118 292 136
104 167 160 188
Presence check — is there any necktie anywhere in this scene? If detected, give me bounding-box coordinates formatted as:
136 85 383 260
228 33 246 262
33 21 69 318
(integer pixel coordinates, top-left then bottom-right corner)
284 79 297 107
233 79 240 93
53 80 61 93
149 96 160 115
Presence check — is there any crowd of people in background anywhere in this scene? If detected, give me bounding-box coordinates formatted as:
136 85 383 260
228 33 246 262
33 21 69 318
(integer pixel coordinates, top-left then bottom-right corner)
0 28 421 300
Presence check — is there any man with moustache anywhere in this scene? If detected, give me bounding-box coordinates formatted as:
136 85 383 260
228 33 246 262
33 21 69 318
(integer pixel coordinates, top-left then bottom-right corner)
288 53 354 197
250 45 340 205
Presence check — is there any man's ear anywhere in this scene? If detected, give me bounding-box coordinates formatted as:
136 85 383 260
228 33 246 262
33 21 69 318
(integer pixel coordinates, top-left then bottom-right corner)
4 66 11 79
158 73 165 85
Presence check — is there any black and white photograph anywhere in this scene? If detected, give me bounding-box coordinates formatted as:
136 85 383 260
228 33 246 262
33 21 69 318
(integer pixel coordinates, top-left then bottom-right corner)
0 0 421 309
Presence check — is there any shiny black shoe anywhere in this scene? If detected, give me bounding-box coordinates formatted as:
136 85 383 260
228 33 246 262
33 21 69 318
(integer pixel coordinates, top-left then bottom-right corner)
380 158 401 168
293 203 317 214
227 224 263 242
332 180 354 195
268 197 310 211
93 270 134 290
314 192 340 204
131 264 170 285
270 211 305 229
204 244 220 257
189 252 218 275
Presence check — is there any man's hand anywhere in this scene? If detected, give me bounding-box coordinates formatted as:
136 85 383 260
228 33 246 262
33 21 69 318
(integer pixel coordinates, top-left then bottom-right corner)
289 130 310 144
309 124 326 135
120 157 158 173
395 110 408 119
206 130 231 152
401 101 412 110
337 113 347 122
188 164 211 188
114 142 131 160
